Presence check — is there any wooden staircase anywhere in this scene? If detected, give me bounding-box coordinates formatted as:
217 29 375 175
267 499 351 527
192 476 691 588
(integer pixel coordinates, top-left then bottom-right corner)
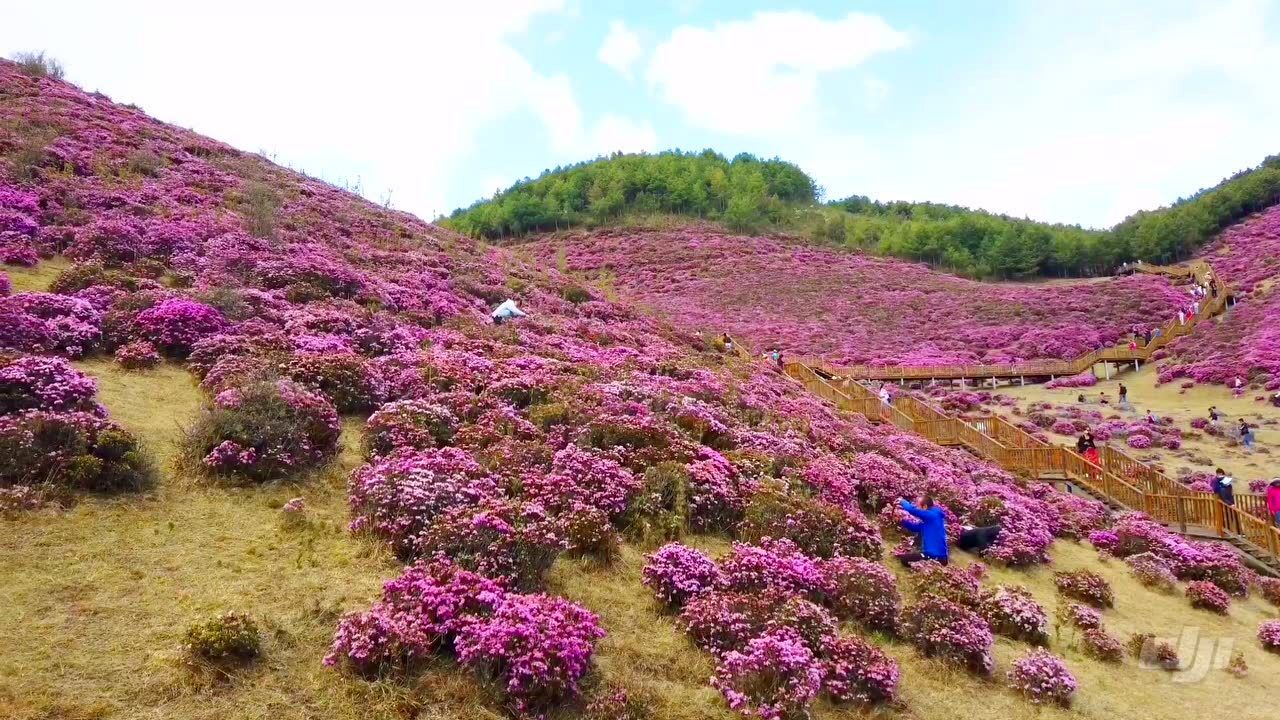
722 259 1279 575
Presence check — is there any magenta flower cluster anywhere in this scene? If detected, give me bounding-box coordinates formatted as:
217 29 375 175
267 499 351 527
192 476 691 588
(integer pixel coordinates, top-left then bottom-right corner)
527 229 1188 368
0 355 103 416
1006 649 1077 707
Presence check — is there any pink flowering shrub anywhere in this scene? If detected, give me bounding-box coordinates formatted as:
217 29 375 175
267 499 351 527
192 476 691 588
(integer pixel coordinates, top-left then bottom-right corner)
719 539 826 601
711 629 825 720
285 351 378 412
184 378 340 482
0 484 45 515
900 596 995 676
1081 628 1124 662
686 449 746 531
980 585 1049 646
821 555 900 632
324 558 505 675
114 340 162 369
739 486 882 560
132 297 226 356
1093 514 1252 596
1045 372 1097 389
1006 649 1077 707
908 560 984 609
641 543 723 609
680 591 787 658
0 355 102 416
363 398 457 458
820 635 900 706
1258 620 1280 653
0 292 102 358
1057 602 1103 631
1054 569 1115 608
1127 434 1153 449
1160 206 1280 385
524 444 639 519
347 446 499 557
0 410 153 492
1185 581 1231 614
1124 552 1178 592
455 593 606 715
1257 577 1280 608
527 230 1186 368
414 500 566 591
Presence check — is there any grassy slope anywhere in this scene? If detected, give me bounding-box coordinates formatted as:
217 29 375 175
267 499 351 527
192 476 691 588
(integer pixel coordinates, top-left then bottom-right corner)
991 363 1280 482
3 264 1280 720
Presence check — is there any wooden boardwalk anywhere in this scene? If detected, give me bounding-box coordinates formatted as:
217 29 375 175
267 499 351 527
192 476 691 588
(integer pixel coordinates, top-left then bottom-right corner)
726 260 1279 574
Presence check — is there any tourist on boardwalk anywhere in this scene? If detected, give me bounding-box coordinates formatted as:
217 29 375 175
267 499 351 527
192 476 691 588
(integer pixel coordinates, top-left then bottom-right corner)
1267 479 1280 527
1214 468 1239 532
896 496 948 567
766 348 783 369
1239 419 1256 451
1076 429 1097 455
1076 429 1100 466
878 385 892 405
1153 326 1163 340
1143 328 1153 345
1178 309 1186 325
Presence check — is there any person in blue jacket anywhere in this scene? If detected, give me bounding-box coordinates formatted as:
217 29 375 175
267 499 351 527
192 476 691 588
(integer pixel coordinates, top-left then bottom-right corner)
896 496 949 567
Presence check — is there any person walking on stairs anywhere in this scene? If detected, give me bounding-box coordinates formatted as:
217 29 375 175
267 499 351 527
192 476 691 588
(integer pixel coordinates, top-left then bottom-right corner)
1178 309 1186 326
1266 479 1280 528
895 496 948 567
1214 468 1239 533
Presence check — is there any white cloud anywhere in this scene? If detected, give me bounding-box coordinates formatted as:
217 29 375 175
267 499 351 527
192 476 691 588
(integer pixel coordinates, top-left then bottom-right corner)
586 115 659 155
647 11 909 135
0 0 593 218
597 20 643 79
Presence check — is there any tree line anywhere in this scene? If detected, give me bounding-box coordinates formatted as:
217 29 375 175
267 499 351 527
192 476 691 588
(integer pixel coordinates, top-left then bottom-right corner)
446 150 1280 279
447 150 818 238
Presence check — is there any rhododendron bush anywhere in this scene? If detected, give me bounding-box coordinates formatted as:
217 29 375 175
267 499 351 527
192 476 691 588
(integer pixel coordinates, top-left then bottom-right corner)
0 60 1158 716
1159 205 1280 386
528 229 1186 367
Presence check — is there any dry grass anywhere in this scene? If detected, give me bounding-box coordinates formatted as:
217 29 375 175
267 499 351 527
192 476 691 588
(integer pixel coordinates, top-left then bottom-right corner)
992 363 1280 481
2 305 1279 718
4 256 71 293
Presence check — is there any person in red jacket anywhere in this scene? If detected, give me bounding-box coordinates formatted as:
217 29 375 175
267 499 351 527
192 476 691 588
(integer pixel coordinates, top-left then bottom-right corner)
1267 479 1280 528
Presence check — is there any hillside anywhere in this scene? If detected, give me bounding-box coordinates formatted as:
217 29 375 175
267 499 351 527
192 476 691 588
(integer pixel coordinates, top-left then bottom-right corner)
449 150 1280 279
4 58 1280 720
522 228 1186 367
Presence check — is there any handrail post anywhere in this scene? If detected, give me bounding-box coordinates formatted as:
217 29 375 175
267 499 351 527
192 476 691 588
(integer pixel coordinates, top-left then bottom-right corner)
1176 497 1187 535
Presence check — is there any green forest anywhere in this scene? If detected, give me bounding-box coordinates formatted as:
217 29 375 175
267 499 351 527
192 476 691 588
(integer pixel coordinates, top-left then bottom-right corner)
446 151 1280 279
446 150 817 238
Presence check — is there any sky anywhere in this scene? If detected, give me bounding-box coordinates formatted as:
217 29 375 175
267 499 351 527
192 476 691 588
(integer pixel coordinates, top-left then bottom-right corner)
3 0 1278 228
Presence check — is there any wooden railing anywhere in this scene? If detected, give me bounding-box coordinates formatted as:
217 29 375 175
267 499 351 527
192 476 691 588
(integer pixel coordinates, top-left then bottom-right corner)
799 260 1230 382
770 351 1280 569
719 260 1276 568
